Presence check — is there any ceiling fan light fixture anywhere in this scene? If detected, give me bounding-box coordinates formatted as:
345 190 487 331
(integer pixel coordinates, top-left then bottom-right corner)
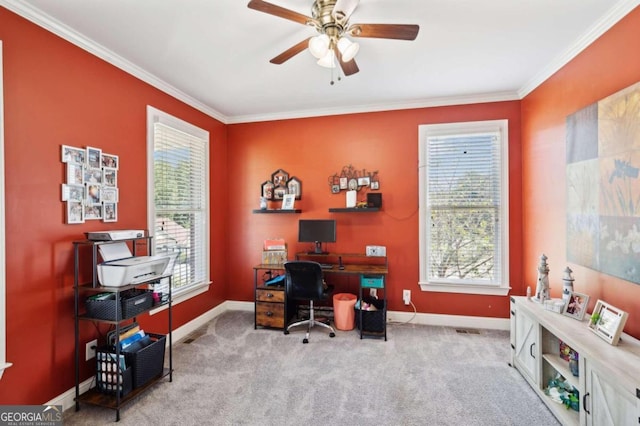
317 50 336 68
309 34 330 59
337 37 359 62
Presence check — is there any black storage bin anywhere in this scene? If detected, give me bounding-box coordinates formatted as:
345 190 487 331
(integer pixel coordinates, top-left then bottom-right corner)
355 297 386 332
86 289 154 321
96 347 133 397
122 333 166 388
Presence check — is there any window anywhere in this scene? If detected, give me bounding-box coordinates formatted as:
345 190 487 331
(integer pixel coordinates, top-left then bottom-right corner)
418 120 509 295
147 106 210 302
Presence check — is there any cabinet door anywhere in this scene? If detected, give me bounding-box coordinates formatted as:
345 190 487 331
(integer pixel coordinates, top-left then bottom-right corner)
585 360 637 426
514 308 539 385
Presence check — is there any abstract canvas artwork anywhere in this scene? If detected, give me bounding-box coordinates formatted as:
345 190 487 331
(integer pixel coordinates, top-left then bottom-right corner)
566 81 640 284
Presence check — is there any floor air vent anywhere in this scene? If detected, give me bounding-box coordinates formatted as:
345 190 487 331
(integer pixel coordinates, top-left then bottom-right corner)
456 329 481 334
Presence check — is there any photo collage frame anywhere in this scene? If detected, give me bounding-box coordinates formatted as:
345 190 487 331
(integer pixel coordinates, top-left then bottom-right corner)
61 145 119 224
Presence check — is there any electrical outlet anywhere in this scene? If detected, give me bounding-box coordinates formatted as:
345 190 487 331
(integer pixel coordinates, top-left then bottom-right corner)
86 339 97 361
403 289 411 305
369 288 377 298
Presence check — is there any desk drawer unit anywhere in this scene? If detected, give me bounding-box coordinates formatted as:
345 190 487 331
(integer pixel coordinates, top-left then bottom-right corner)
256 302 285 328
256 288 285 303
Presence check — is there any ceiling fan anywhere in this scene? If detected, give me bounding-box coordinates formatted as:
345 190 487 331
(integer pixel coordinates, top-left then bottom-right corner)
247 0 419 77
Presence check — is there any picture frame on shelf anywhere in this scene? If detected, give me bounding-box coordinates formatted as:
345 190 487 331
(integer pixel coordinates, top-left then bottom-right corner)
588 299 628 345
61 145 86 163
271 169 289 188
281 193 296 210
562 291 590 320
286 176 302 199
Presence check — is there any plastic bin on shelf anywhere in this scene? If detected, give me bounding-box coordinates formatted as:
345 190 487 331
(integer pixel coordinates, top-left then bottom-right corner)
333 293 357 331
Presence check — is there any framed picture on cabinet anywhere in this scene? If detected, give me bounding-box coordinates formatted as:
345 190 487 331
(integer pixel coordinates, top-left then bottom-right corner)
588 299 628 345
562 291 590 321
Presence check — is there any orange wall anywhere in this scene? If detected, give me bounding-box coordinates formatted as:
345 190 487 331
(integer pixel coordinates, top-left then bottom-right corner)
0 8 228 403
227 102 523 319
521 6 640 338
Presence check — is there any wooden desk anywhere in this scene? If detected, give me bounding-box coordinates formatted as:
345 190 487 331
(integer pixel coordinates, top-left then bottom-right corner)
253 253 388 339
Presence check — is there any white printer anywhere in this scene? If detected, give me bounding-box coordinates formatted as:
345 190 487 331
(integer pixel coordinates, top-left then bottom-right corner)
96 241 173 287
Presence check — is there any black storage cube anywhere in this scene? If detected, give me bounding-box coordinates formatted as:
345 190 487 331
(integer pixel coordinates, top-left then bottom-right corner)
122 333 166 388
355 297 386 332
96 347 133 397
86 289 153 321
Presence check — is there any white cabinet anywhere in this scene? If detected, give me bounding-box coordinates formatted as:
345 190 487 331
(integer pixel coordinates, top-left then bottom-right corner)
584 359 637 426
511 296 640 426
514 306 539 386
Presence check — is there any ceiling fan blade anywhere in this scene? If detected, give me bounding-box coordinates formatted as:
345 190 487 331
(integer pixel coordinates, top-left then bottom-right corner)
248 0 314 26
270 38 312 64
349 23 419 40
335 48 359 76
332 0 359 22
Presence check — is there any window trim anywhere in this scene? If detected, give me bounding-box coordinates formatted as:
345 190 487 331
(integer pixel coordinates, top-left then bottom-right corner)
146 106 211 306
0 41 11 380
418 120 510 296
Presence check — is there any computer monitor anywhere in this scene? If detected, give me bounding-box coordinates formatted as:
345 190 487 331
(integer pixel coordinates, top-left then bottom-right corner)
298 219 336 254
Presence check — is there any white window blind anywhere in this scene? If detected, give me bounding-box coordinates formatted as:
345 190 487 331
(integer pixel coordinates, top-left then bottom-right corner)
419 120 509 295
147 107 209 297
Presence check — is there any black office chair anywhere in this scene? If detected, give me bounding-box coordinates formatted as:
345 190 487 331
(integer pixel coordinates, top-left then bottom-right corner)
283 261 336 343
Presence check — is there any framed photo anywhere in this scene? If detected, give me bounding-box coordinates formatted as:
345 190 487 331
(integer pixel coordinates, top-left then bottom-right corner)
562 291 590 320
348 178 358 191
102 187 118 203
358 176 371 187
588 299 629 345
86 146 102 169
67 163 84 186
273 187 287 200
86 184 101 204
67 201 84 224
281 194 296 210
271 169 289 188
103 202 117 222
286 176 302 199
331 184 340 194
62 184 84 202
101 153 119 169
261 181 274 200
84 167 103 184
61 145 86 163
370 181 379 190
84 204 102 220
339 177 348 190
103 168 117 187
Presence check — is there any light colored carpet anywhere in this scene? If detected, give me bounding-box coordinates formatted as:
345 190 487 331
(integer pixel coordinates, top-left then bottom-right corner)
64 310 560 425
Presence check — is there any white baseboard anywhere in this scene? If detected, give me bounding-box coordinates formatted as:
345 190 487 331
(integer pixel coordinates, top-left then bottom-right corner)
52 300 507 411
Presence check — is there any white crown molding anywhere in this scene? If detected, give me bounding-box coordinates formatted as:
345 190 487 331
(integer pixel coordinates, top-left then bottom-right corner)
226 91 521 124
518 0 640 98
0 0 229 124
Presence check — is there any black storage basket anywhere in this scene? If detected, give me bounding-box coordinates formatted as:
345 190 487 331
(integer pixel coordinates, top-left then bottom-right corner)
86 289 154 321
122 333 166 388
355 297 386 332
95 347 133 397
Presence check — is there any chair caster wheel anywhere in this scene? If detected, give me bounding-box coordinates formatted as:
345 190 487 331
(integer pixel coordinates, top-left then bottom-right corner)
303 338 309 344
329 332 335 338
284 330 289 335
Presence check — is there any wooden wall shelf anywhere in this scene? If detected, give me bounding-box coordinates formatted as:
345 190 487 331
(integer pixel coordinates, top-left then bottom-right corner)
252 209 301 214
328 207 380 213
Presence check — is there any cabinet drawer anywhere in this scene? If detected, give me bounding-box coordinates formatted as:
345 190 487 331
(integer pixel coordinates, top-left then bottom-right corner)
256 302 284 328
360 274 384 288
256 288 285 303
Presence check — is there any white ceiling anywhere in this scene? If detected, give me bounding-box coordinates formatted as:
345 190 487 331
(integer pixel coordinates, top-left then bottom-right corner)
3 0 638 123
